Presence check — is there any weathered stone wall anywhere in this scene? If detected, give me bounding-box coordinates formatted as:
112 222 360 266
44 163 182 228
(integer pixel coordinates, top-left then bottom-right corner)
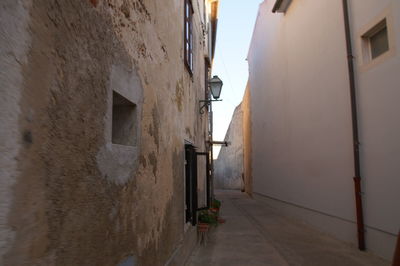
214 104 244 190
0 0 211 265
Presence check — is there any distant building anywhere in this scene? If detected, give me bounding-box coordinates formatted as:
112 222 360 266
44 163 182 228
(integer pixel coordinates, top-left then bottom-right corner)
245 0 400 260
214 103 244 190
0 0 219 265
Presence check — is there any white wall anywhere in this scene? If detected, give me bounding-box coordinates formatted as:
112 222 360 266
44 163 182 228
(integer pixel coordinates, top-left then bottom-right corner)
248 0 399 260
350 0 400 257
249 0 355 223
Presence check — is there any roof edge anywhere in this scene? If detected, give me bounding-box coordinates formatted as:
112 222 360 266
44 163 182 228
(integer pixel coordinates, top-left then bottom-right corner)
272 0 292 13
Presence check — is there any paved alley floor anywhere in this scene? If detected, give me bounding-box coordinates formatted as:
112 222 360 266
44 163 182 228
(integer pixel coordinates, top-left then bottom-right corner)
186 190 389 266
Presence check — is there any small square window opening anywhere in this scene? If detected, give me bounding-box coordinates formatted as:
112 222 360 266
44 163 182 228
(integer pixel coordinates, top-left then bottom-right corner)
362 19 390 62
112 91 137 146
370 26 389 59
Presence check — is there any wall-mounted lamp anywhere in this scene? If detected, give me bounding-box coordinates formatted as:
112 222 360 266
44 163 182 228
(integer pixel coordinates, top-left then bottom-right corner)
199 75 223 114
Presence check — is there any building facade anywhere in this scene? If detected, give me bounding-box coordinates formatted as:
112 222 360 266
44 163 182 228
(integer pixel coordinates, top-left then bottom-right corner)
247 0 399 260
0 0 219 265
214 103 244 190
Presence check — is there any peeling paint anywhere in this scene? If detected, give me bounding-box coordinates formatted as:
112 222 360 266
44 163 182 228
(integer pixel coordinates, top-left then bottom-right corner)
121 1 130 19
148 152 158 181
151 107 160 151
175 78 184 112
139 155 147 168
185 127 193 140
132 0 150 19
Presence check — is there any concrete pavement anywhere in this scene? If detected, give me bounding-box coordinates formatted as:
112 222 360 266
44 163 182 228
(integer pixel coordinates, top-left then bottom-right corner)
186 190 389 266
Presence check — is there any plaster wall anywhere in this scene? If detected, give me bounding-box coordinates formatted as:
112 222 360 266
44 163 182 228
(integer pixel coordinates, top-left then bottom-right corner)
214 104 244 190
348 0 400 256
351 1 400 234
248 0 399 260
249 0 355 225
0 0 212 265
242 84 252 195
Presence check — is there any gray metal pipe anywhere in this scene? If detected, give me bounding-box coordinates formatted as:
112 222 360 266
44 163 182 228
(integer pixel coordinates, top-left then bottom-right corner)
342 0 366 251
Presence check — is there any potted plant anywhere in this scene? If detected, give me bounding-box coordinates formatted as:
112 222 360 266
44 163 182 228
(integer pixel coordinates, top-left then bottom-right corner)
198 210 218 226
212 199 221 210
197 199 223 233
197 209 218 244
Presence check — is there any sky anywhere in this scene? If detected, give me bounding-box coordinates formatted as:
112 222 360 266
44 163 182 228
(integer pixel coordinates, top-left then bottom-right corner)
212 0 263 158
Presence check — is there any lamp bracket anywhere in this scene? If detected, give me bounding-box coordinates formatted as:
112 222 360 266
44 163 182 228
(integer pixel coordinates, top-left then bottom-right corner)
199 99 222 114
207 140 229 146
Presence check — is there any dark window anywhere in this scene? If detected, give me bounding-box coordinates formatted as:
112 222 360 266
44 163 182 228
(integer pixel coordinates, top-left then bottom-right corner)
112 91 137 146
185 144 198 225
370 25 389 59
362 19 390 61
184 0 194 73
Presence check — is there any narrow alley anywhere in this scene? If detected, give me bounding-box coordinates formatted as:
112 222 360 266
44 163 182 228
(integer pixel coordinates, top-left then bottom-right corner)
1 0 400 265
187 190 388 266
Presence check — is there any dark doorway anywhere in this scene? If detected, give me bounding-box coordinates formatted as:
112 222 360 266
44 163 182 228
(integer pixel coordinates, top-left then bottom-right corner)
185 144 211 226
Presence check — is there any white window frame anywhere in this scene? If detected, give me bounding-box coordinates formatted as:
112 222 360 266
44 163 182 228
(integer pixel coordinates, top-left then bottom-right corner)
358 7 396 72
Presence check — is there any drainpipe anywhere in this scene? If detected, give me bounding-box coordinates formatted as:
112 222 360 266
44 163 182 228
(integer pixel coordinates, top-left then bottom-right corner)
342 0 366 251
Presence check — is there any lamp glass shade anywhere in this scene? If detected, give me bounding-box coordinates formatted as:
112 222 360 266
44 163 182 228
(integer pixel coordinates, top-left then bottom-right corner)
209 75 223 100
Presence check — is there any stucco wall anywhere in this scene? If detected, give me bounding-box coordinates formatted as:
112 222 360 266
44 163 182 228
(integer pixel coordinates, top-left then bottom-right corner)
349 0 400 258
214 104 244 190
248 0 399 260
242 84 252 195
0 0 212 265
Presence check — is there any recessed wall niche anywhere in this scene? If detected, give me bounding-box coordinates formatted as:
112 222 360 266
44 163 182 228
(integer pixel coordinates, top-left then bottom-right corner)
96 64 143 185
112 91 137 146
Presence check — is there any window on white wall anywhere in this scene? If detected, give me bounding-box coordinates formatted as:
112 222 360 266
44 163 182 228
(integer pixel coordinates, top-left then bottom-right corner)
370 26 389 59
362 19 390 61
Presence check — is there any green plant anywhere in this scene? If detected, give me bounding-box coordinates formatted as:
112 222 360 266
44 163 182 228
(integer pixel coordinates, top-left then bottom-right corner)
212 199 221 209
198 210 218 225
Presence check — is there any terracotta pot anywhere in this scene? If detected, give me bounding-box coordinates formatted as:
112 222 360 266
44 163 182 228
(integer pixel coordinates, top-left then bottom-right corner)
210 208 219 213
197 223 210 232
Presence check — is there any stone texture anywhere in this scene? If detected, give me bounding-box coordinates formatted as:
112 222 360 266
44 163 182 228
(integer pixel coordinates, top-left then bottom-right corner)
0 2 32 264
0 0 214 265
